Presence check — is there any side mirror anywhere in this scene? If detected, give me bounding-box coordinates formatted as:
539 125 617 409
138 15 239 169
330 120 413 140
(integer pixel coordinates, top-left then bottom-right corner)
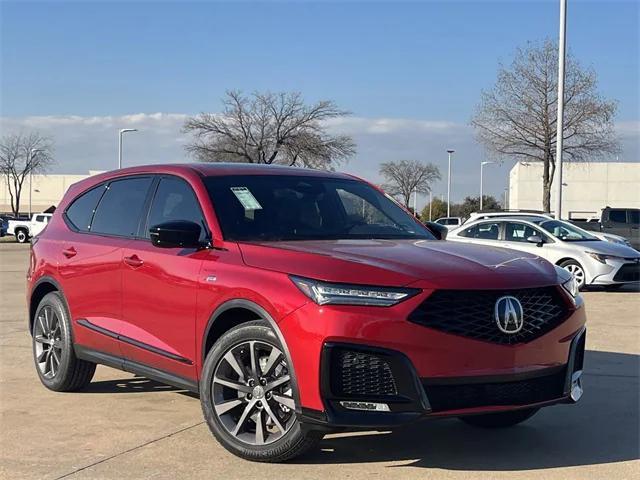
526 235 544 247
149 221 202 249
425 221 448 240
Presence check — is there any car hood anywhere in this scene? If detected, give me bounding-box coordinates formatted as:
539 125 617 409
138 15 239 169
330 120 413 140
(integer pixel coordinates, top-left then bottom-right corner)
571 240 640 257
238 239 558 290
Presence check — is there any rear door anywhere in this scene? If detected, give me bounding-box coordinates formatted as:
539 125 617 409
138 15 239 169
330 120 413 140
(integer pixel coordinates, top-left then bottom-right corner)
120 175 207 379
60 176 154 358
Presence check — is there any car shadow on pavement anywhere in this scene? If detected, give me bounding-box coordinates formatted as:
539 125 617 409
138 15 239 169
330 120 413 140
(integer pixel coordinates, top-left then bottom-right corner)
81 376 182 394
299 350 639 471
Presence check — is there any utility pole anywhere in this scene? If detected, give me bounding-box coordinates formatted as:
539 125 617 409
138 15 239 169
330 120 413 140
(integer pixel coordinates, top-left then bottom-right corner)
446 149 454 217
118 128 138 169
554 0 568 219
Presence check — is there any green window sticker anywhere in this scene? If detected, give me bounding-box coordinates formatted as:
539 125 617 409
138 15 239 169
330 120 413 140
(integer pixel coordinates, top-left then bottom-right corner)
230 187 263 210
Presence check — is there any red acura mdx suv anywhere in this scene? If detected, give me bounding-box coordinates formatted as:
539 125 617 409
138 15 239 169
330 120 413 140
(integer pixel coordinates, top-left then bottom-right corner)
27 164 586 462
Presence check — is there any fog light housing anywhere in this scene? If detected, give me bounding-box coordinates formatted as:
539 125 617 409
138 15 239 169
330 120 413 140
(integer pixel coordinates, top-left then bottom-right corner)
339 401 391 412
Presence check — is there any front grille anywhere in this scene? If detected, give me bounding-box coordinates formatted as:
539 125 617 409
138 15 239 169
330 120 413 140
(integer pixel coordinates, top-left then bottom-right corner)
409 287 569 345
423 370 566 412
330 349 398 397
614 263 640 282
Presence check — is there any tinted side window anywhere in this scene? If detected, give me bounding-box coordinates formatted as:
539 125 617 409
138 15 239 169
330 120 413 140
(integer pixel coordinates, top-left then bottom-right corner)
91 177 153 237
459 222 500 240
505 222 541 242
65 186 105 232
146 177 206 239
628 210 639 224
609 209 627 223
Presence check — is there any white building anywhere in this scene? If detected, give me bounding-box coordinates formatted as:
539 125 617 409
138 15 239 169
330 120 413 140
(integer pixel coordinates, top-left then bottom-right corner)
509 161 640 219
1 171 103 215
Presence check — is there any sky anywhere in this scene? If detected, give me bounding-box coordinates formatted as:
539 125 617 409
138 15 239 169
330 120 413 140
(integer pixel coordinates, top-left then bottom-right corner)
1 0 638 208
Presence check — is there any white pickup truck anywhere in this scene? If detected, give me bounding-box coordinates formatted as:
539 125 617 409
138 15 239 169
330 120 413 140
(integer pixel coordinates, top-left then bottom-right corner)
7 213 53 243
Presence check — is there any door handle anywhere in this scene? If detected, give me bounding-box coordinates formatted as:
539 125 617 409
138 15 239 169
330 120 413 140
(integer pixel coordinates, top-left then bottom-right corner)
124 255 144 268
62 247 77 259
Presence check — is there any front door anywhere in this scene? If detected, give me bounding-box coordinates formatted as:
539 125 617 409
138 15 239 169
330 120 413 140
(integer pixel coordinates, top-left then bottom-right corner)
120 176 208 380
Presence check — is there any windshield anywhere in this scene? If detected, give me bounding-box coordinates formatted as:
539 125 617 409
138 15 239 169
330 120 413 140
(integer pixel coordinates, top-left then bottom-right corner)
204 175 435 242
536 219 599 241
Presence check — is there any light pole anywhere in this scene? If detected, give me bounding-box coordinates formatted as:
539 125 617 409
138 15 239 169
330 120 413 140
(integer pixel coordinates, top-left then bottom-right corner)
554 0 567 219
118 128 138 169
480 161 497 210
428 189 433 221
29 149 43 216
446 149 454 217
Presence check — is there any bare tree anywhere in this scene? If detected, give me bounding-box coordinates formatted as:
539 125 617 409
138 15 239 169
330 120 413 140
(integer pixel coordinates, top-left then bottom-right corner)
183 91 356 169
379 160 441 207
472 40 619 212
0 132 54 216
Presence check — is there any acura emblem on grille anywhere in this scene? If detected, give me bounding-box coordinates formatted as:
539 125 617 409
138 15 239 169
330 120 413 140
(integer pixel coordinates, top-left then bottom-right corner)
494 296 524 334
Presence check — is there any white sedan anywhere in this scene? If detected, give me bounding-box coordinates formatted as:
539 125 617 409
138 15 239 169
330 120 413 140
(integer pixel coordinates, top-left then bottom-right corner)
448 216 640 290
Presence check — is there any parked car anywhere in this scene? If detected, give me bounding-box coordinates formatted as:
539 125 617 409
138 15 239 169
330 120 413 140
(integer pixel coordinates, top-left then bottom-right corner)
433 216 463 230
449 216 640 290
0 216 8 237
570 207 640 250
7 213 53 243
28 164 586 462
464 210 633 248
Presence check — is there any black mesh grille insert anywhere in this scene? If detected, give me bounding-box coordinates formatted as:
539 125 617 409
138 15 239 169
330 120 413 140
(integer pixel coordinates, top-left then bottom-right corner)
409 287 569 344
613 263 640 282
423 370 566 412
331 349 398 397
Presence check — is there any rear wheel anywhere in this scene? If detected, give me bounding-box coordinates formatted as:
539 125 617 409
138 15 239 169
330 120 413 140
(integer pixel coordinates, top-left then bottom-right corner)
32 292 96 391
15 229 29 243
200 320 323 462
459 407 539 428
559 259 586 290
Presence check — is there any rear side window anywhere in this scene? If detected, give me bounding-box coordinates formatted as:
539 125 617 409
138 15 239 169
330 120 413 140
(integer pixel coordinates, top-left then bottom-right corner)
609 209 627 223
146 177 206 239
91 177 153 237
459 222 500 240
65 186 105 232
629 210 639 224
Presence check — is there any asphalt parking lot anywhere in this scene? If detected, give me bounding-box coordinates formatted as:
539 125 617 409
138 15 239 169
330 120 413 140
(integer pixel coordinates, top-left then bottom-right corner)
1 240 638 479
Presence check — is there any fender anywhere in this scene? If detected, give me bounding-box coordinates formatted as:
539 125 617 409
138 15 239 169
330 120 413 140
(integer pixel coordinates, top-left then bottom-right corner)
202 298 302 413
29 275 67 333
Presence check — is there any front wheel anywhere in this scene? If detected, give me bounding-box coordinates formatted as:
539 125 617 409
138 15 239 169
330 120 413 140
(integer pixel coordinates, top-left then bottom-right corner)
559 259 587 290
459 407 539 428
200 320 323 462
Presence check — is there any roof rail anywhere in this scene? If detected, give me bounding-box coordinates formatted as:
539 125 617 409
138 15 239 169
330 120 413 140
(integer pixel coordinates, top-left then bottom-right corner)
474 209 547 214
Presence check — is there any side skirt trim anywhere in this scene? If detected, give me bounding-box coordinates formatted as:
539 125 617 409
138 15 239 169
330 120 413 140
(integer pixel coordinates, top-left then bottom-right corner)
77 318 193 365
74 344 199 394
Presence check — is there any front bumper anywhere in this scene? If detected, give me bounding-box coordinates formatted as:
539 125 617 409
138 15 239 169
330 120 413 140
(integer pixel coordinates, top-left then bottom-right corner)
300 328 585 428
589 259 640 285
279 287 587 429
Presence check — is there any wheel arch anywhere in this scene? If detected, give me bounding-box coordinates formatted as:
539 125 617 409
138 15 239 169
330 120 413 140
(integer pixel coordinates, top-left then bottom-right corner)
29 276 64 335
201 299 301 412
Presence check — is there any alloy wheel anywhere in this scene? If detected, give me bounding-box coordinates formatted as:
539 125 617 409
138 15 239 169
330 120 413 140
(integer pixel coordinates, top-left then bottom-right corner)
212 340 296 446
33 305 64 379
564 264 585 288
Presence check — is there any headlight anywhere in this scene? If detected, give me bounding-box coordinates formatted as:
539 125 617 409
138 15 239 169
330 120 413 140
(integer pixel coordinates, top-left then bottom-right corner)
555 265 579 298
585 251 622 264
290 276 420 306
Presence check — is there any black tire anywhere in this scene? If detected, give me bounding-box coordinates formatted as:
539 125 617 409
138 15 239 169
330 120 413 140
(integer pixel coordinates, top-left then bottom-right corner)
32 291 96 391
558 259 587 291
200 320 323 462
459 407 539 428
15 229 29 243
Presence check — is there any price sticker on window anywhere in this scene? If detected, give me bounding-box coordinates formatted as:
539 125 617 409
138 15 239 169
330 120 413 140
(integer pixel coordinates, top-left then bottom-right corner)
231 187 263 210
